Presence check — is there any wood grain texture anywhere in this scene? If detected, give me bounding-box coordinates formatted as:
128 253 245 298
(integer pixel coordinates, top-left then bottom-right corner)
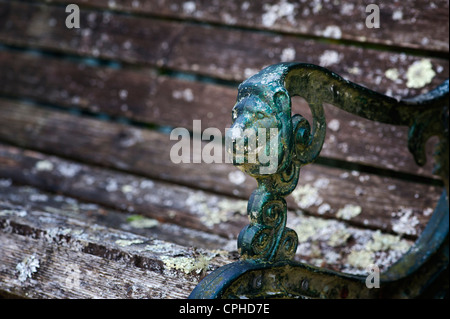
0 103 441 238
0 2 448 90
0 51 440 177
0 177 416 286
0 205 234 298
42 0 450 53
0 183 237 252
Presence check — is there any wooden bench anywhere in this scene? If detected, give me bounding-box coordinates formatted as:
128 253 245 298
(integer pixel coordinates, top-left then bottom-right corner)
0 0 448 299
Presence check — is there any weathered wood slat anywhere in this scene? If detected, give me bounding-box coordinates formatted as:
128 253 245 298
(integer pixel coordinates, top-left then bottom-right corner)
0 180 416 284
43 0 450 53
0 51 439 177
0 101 441 238
0 182 237 252
0 143 251 240
0 205 234 298
0 2 447 93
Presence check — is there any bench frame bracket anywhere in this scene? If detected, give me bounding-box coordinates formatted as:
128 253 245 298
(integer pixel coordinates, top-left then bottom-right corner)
190 63 449 299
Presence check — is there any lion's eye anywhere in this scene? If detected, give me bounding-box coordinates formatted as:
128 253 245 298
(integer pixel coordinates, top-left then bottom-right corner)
256 111 265 120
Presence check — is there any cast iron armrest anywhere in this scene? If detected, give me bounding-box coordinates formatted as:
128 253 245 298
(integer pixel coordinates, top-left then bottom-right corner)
190 63 449 299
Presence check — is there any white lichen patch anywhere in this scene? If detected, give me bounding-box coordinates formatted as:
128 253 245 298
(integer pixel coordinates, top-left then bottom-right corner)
139 180 155 189
366 230 410 252
406 59 436 89
115 239 144 247
340 3 354 15
172 88 194 102
35 160 54 172
182 1 196 14
29 194 49 202
317 203 331 215
391 207 420 235
262 0 296 27
280 47 296 62
385 68 400 81
328 119 340 132
186 191 247 228
105 178 119 192
345 230 411 271
336 204 362 220
392 10 403 21
57 163 81 178
346 250 374 269
161 254 212 274
16 255 40 282
319 50 341 67
121 184 135 194
327 229 351 247
291 184 323 209
119 89 128 100
127 215 159 229
423 207 433 217
244 68 259 78
347 66 361 75
322 25 342 39
0 209 27 217
145 241 177 254
0 178 12 187
228 170 246 185
290 211 413 275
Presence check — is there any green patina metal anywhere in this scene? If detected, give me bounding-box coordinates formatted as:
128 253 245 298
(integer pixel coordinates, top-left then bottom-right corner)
190 62 449 299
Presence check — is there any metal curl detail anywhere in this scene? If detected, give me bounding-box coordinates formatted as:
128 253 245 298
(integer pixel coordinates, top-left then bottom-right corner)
227 62 448 264
190 62 449 299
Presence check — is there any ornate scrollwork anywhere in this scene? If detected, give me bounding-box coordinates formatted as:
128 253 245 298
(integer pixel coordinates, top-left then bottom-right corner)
226 62 449 263
227 63 327 262
190 63 448 299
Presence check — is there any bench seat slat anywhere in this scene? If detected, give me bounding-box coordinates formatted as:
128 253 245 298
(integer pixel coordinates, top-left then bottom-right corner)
0 204 234 298
0 179 416 292
0 51 440 177
42 0 450 53
0 2 447 89
0 101 441 238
